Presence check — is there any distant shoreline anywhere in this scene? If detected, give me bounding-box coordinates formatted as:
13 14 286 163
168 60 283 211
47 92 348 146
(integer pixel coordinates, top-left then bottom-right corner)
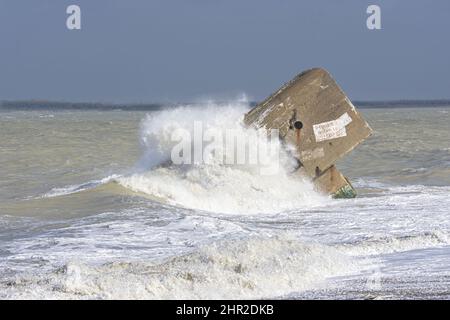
1 99 450 111
354 100 450 108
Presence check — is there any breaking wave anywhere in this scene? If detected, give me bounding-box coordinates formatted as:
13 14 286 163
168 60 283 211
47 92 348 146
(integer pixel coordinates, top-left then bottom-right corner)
116 101 327 214
1 236 360 299
38 100 327 214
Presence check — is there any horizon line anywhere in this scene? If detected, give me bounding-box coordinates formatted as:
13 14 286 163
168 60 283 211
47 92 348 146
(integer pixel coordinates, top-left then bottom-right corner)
1 99 450 110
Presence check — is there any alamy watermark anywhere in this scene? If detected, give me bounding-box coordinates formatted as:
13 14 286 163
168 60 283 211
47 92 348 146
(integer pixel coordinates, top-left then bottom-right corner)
169 121 282 175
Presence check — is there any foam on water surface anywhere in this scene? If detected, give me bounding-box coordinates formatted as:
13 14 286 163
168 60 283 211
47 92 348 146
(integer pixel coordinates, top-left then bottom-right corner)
1 236 361 299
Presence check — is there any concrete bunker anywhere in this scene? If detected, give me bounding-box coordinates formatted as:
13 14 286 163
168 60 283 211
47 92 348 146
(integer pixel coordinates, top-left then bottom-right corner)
244 68 372 198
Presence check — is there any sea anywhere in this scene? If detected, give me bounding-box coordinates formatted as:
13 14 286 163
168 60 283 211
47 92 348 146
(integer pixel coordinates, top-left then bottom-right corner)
0 100 449 299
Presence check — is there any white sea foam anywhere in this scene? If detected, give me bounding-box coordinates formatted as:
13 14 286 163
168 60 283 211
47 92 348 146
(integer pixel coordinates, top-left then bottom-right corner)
41 175 121 198
3 187 450 299
337 231 450 256
1 236 360 299
117 101 327 214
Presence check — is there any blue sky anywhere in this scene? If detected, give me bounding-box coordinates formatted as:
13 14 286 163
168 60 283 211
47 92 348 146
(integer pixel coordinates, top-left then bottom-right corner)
0 0 449 102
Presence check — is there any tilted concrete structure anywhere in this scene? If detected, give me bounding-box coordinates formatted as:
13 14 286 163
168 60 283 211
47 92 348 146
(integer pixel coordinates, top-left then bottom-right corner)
244 68 372 198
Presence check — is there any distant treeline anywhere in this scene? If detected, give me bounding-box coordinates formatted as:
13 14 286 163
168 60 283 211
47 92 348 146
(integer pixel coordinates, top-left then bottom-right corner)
0 100 169 111
1 99 450 110
354 100 450 108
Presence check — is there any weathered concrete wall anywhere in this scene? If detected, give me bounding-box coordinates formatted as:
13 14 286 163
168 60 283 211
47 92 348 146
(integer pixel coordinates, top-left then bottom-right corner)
244 68 372 198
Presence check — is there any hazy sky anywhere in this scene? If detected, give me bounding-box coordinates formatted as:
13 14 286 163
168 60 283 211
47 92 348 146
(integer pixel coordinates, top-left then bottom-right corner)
0 0 449 102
